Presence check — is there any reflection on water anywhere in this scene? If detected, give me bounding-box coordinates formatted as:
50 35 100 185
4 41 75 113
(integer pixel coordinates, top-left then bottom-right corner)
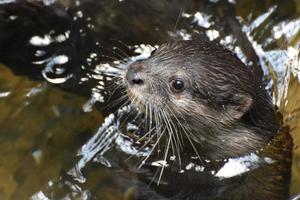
0 64 104 199
68 113 120 184
0 0 300 199
279 57 300 194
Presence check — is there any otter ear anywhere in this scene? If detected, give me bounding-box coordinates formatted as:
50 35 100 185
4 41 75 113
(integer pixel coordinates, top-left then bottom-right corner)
227 94 253 120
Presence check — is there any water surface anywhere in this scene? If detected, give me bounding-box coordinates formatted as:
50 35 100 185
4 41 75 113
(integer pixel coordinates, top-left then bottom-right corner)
0 0 300 199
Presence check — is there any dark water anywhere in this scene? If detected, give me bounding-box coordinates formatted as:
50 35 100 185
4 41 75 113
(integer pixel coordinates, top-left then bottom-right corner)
0 0 300 199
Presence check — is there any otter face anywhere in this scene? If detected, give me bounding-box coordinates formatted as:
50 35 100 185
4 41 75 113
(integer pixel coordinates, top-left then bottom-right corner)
124 58 192 113
124 41 256 131
123 40 279 160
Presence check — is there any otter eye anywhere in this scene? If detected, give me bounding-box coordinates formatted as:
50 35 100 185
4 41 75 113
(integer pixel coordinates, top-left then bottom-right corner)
170 78 185 93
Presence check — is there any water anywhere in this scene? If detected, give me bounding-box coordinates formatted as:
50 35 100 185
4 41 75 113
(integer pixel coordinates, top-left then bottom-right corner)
0 0 300 199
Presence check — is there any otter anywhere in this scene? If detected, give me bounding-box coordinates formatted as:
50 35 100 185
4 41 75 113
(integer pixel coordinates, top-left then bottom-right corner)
0 2 294 199
121 40 292 200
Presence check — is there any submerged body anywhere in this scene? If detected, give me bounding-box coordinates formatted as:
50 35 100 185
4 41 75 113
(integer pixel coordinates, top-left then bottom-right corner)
123 40 292 200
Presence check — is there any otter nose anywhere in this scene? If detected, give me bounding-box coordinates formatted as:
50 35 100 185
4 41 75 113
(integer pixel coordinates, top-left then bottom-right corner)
126 63 145 86
127 70 144 86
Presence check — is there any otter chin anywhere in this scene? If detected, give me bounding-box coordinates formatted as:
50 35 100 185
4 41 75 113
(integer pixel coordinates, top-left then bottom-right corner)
121 40 292 200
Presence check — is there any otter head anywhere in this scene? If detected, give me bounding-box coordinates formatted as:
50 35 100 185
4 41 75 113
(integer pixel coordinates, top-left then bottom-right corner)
124 40 278 159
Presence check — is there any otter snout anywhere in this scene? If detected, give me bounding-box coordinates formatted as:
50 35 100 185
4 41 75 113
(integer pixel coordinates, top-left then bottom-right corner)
127 70 144 85
126 63 146 86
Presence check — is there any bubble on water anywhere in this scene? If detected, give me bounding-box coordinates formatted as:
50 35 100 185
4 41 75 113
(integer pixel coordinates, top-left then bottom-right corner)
0 91 11 98
193 12 213 28
9 15 17 20
206 29 220 41
76 11 84 18
130 44 156 62
151 160 169 168
30 35 52 46
94 63 124 77
31 191 50 200
195 165 205 172
177 29 192 40
185 162 195 170
214 153 273 178
41 55 73 84
68 113 120 182
32 149 43 165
